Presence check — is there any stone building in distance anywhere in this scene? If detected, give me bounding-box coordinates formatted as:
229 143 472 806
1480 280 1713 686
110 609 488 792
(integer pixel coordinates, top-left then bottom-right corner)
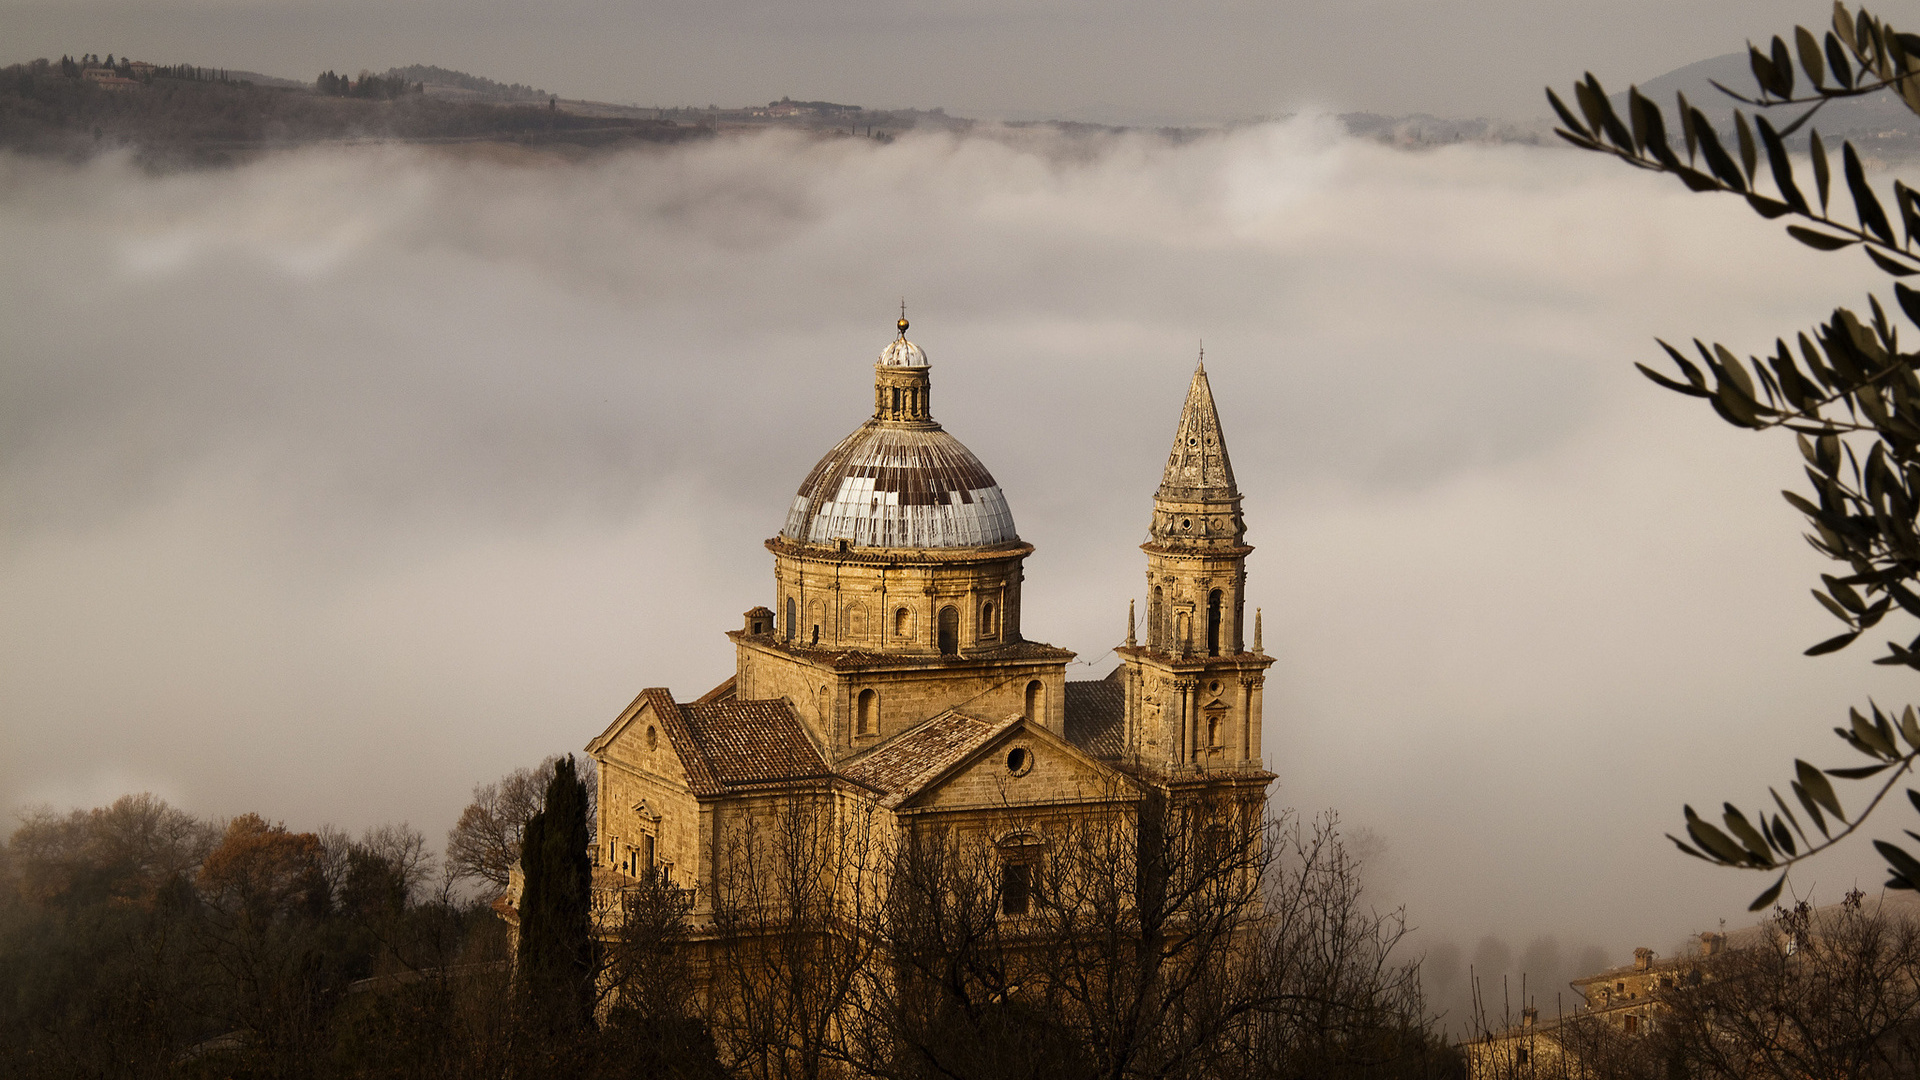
579 314 1275 923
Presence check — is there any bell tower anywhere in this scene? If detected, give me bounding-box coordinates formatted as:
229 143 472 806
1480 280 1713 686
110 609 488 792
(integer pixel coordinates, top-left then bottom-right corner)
1118 355 1273 774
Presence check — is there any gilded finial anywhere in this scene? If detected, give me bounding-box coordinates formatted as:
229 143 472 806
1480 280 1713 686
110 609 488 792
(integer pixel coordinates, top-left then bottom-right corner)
898 299 909 337
1197 340 1205 374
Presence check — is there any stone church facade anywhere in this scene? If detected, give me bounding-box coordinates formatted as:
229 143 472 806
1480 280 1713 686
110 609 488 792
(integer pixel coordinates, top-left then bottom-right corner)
579 315 1275 924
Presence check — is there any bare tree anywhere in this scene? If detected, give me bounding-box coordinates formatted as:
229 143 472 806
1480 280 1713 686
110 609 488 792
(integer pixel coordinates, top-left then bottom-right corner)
1248 812 1441 1080
842 795 1446 1080
446 754 596 891
1661 892 1920 1080
6 793 218 907
594 869 729 1079
1487 893 1920 1080
579 784 1447 1080
706 792 886 1080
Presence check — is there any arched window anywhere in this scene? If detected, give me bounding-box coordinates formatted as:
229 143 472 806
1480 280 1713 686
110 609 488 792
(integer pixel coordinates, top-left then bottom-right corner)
1151 586 1164 649
938 605 959 655
817 685 832 728
998 833 1046 916
785 597 796 639
894 606 912 641
857 688 877 736
1025 679 1044 723
809 600 826 645
1207 589 1223 656
1002 863 1033 915
980 601 997 640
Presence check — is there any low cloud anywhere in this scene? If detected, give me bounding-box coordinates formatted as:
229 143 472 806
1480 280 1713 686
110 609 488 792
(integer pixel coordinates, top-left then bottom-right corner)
0 122 1905 969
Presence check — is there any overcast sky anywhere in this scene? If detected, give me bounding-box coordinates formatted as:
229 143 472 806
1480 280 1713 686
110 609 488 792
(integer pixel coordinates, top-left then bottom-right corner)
1 0 1842 121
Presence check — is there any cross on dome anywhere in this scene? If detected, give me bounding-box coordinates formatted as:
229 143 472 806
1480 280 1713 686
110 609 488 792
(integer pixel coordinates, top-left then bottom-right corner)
880 303 927 367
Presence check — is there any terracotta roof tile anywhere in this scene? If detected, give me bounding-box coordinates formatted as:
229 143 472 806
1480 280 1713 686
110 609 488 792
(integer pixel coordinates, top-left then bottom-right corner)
1065 677 1125 758
681 698 832 790
839 711 1016 807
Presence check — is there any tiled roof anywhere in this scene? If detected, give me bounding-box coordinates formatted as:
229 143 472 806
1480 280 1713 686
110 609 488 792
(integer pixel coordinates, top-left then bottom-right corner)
1065 677 1126 758
684 699 833 791
838 711 1017 808
642 688 830 797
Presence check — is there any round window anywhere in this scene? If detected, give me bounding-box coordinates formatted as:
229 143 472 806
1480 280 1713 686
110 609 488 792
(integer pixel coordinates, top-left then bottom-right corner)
1006 747 1032 776
1208 681 1221 693
1182 518 1192 529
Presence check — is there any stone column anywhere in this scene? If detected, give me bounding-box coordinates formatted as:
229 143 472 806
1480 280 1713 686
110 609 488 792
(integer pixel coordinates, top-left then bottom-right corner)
697 804 718 918
1248 676 1265 764
1126 665 1140 758
1182 676 1198 760
1173 678 1193 763
1239 676 1256 763
1173 679 1197 765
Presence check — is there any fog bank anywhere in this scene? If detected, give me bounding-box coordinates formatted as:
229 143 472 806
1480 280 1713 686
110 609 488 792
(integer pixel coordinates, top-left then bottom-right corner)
1 122 1907 987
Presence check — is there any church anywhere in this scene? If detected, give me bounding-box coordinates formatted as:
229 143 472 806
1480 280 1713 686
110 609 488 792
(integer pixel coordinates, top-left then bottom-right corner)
581 314 1276 919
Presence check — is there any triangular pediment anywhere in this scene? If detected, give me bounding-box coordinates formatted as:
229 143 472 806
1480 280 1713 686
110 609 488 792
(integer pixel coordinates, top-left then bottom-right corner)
892 715 1140 814
586 690 694 791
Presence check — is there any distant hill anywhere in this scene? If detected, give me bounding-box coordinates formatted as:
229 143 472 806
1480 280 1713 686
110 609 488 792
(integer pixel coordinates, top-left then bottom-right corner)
227 69 308 90
0 62 698 167
1339 112 1548 147
384 65 550 103
1612 51 1920 146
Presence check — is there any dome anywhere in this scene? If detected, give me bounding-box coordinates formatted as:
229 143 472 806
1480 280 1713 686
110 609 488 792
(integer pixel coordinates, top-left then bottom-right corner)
878 336 927 367
781 422 1018 549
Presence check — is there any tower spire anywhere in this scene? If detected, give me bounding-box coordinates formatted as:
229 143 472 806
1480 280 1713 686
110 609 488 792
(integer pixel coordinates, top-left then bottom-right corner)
1158 362 1237 502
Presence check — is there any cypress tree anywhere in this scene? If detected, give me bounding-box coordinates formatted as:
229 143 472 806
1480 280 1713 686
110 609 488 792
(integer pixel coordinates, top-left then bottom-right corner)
516 754 595 1036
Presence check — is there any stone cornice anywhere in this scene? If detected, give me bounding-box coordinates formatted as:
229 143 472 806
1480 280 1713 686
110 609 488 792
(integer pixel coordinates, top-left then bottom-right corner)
1138 542 1254 559
1114 645 1274 670
767 536 1034 565
730 631 1075 671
